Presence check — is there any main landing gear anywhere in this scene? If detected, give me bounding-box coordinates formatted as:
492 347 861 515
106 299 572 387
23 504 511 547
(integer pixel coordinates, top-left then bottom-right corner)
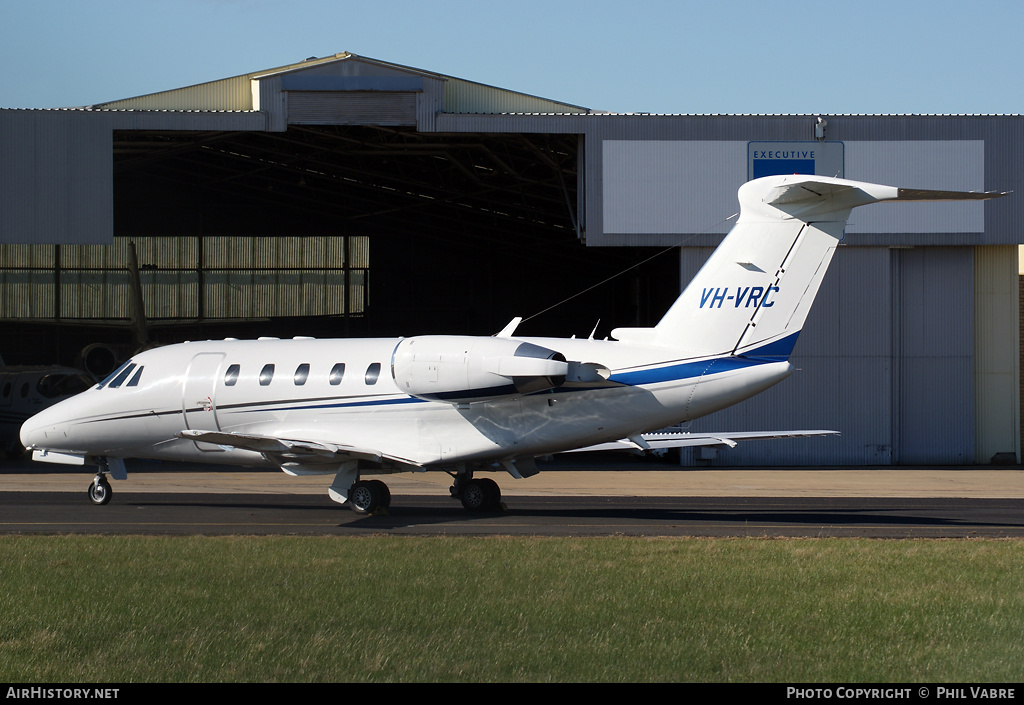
347 479 392 514
450 474 503 512
345 474 504 513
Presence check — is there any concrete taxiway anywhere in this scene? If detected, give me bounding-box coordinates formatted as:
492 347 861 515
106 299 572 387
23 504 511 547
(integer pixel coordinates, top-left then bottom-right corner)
4 461 1024 538
4 463 1024 498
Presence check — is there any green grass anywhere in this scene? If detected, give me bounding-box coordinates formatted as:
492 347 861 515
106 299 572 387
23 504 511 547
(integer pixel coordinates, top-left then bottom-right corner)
1 536 1022 682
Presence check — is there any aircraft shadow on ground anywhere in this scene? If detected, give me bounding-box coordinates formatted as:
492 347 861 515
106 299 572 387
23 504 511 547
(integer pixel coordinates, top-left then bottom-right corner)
15 493 1024 536
336 498 1024 532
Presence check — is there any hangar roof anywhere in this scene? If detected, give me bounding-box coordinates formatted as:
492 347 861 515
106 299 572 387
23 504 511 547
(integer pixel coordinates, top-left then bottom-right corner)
89 52 592 115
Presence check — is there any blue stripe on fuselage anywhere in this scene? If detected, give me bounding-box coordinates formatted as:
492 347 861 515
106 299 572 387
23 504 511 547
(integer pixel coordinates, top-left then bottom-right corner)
223 335 802 414
608 333 799 387
235 395 426 414
741 331 800 360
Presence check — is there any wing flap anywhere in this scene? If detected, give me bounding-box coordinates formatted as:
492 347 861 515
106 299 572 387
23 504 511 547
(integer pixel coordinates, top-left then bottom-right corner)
563 430 838 454
175 429 421 471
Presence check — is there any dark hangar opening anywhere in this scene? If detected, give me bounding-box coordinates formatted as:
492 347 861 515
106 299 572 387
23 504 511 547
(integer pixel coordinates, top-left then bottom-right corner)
3 125 678 372
111 125 677 340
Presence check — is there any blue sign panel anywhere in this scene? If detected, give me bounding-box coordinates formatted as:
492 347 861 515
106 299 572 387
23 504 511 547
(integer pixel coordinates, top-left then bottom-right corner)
748 142 844 181
752 158 816 179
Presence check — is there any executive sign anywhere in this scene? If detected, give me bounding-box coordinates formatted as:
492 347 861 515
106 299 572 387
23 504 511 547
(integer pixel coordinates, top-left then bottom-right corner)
749 141 844 180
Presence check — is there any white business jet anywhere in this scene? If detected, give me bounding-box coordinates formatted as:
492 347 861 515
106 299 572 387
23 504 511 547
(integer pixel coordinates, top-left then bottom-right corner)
19 175 1002 511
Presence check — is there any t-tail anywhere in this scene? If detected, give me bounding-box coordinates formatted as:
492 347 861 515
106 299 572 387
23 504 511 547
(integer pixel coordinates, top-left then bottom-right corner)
612 174 1004 358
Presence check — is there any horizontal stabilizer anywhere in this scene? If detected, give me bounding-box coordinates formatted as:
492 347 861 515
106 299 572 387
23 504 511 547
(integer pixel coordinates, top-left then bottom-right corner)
895 187 1007 201
762 179 1004 213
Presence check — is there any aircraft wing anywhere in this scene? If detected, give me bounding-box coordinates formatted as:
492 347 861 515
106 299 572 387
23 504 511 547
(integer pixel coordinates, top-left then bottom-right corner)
563 430 839 454
175 429 422 474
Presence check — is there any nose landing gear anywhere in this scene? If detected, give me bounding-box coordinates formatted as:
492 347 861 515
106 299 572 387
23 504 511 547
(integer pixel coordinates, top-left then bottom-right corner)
84 457 126 505
87 474 112 505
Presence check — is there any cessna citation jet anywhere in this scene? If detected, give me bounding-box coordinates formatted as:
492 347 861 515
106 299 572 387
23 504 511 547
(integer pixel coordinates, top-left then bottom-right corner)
19 175 1003 512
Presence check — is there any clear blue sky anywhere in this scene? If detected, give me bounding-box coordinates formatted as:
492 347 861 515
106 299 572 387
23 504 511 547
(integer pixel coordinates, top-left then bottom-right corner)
3 0 1024 115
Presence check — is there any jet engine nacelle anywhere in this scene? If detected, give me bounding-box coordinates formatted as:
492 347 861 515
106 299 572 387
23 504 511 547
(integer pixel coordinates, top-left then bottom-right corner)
77 343 131 379
391 335 568 403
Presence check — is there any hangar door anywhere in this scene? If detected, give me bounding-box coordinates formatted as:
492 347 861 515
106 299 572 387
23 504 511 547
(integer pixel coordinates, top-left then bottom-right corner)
890 247 974 464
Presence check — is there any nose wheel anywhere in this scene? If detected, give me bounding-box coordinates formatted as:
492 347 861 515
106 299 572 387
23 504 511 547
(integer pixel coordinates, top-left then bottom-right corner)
87 475 112 505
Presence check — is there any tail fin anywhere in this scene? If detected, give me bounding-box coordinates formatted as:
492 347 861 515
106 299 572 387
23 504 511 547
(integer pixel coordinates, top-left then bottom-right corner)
612 175 1003 357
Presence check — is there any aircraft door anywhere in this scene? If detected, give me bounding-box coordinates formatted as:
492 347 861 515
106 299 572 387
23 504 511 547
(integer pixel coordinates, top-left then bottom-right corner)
182 353 225 452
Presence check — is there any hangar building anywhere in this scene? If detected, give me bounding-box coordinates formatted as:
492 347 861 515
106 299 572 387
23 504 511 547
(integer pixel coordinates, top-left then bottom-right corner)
1 52 1020 466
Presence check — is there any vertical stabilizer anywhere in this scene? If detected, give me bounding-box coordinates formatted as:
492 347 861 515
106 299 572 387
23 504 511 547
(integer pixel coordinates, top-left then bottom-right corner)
612 175 1003 358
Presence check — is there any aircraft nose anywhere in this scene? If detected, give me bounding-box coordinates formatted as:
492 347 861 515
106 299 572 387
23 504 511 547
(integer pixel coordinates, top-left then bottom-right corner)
20 412 47 451
19 403 69 451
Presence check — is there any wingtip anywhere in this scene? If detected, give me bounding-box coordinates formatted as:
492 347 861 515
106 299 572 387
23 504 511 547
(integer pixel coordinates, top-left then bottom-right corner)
895 187 1008 201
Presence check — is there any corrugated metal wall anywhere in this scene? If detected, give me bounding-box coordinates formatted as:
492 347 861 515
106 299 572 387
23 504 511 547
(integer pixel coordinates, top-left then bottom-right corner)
0 111 113 244
287 92 418 126
0 244 55 317
444 78 589 115
95 77 254 111
0 235 368 321
974 245 1020 462
894 247 975 464
200 236 357 318
270 59 449 131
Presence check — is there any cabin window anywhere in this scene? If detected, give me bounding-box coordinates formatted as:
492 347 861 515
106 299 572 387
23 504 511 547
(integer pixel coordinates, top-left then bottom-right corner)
224 364 240 386
329 363 345 385
259 364 275 386
365 362 381 385
294 363 310 386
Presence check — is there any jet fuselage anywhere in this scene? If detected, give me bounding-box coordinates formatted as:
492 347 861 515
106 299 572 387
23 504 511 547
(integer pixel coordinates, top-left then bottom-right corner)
20 335 792 470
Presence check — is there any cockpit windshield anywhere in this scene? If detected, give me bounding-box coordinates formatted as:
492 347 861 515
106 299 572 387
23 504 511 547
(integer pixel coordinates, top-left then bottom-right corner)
96 361 144 389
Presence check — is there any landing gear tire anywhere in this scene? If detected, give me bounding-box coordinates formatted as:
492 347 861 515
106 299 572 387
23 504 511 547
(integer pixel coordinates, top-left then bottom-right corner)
367 479 391 508
477 477 500 510
460 477 501 512
87 477 112 505
349 480 389 514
